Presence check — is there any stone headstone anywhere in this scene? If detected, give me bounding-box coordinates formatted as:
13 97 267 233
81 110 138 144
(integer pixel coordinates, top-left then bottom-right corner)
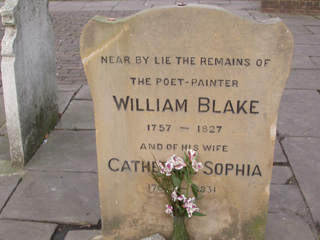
80 5 293 240
1 0 58 166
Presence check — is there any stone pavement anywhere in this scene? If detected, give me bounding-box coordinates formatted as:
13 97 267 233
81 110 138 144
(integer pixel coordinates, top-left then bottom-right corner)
0 1 319 240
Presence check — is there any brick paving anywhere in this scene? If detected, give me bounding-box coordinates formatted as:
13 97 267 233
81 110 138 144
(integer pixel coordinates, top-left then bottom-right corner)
0 1 319 240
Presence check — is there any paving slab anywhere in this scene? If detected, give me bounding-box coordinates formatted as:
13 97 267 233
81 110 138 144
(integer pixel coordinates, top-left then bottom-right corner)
75 85 92 100
294 45 320 56
82 6 114 11
273 139 287 163
271 166 293 184
0 220 57 240
305 26 320 34
58 91 75 114
286 69 320 90
144 0 175 7
247 10 271 20
265 213 315 240
65 230 101 240
56 100 95 130
0 135 10 161
27 130 97 172
282 137 320 224
58 84 82 92
0 171 100 224
311 56 320 68
292 55 318 69
277 90 320 137
269 184 309 218
83 1 120 7
0 174 20 210
285 24 314 35
293 34 320 45
112 1 150 11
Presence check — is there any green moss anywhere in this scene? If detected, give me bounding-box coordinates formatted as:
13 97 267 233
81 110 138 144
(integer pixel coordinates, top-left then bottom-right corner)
242 213 266 240
103 215 125 233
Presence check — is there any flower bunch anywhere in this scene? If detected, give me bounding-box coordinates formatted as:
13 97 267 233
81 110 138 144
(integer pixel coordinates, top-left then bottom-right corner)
150 149 205 218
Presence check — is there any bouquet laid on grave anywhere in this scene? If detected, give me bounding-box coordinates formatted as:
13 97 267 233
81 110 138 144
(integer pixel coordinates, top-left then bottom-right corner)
150 149 205 239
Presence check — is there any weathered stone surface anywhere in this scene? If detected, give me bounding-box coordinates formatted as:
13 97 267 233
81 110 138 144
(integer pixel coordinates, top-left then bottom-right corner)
65 230 102 240
0 174 20 210
55 100 95 130
277 90 320 137
0 171 100 224
0 0 59 165
282 137 320 225
0 220 57 240
265 213 315 240
27 130 97 172
81 5 293 240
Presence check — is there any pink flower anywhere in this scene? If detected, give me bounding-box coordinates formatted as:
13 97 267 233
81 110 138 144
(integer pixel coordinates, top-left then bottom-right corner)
164 160 174 176
182 197 199 218
165 205 173 215
187 149 197 162
156 160 165 174
171 155 187 170
177 194 187 202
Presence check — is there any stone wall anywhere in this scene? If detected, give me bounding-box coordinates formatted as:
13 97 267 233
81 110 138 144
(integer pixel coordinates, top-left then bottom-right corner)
261 0 320 15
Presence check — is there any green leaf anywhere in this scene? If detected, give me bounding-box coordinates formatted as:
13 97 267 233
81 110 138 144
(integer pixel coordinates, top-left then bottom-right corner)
191 184 198 197
184 173 191 183
195 195 203 201
172 174 181 188
192 212 206 217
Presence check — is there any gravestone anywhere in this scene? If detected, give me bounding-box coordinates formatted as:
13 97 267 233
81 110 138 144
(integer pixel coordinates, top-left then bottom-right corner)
1 0 58 166
80 5 293 240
